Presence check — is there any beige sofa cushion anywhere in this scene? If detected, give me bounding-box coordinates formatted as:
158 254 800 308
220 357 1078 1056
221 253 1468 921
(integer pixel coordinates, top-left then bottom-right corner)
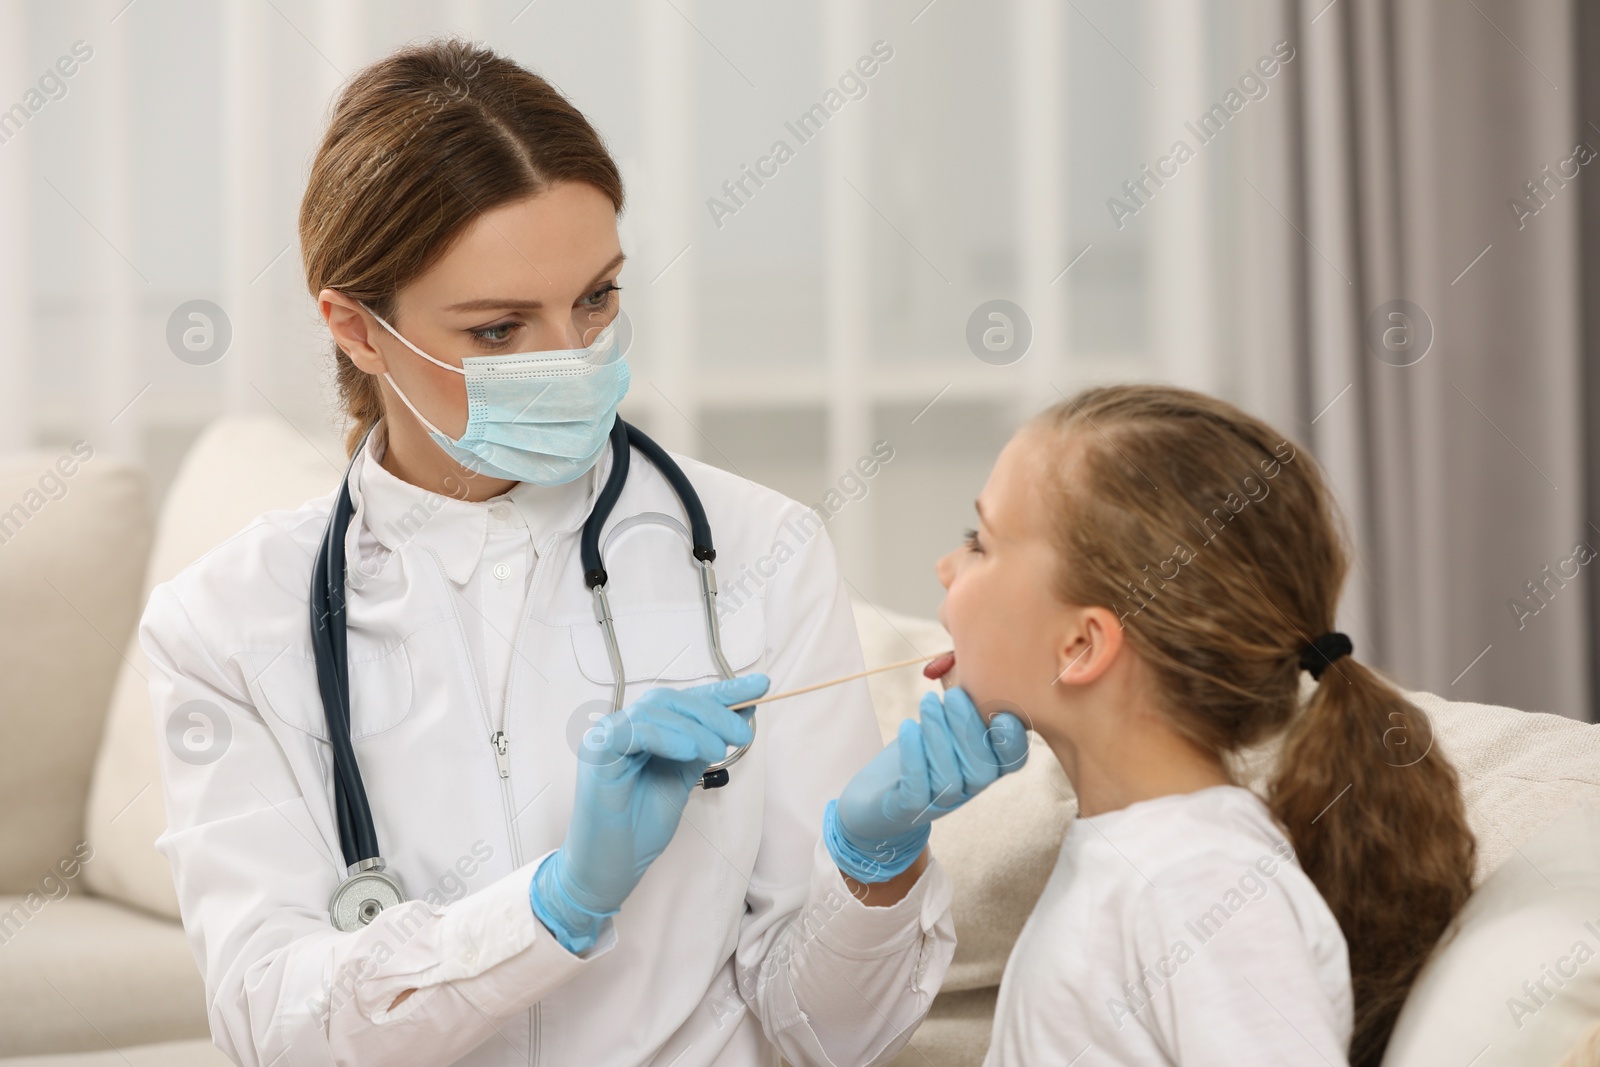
0 447 150 894
0 1039 232 1066
1380 800 1600 1067
0 893 208 1056
83 418 341 919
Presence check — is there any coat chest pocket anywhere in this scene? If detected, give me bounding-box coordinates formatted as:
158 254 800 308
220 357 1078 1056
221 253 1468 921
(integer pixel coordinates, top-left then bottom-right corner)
250 641 415 742
568 605 765 690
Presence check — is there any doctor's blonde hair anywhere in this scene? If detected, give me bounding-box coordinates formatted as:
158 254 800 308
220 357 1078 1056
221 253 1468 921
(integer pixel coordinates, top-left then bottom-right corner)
1029 385 1475 1067
298 37 626 457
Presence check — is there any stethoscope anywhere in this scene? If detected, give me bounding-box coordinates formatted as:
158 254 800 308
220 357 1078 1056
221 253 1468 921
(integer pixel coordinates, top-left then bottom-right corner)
312 414 750 931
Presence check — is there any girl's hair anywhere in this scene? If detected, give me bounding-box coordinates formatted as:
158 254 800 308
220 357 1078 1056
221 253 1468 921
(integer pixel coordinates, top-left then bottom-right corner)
1030 384 1475 1067
298 37 625 457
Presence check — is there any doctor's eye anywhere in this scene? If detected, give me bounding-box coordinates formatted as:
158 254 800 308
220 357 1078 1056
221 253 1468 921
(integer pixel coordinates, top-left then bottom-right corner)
582 282 622 310
468 321 519 349
962 527 983 553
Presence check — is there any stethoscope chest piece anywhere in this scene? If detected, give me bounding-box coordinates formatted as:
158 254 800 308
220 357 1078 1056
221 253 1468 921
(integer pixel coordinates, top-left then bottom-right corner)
330 861 407 932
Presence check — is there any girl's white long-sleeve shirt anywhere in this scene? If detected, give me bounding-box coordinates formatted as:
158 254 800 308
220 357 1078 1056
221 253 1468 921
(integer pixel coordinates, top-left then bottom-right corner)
139 420 954 1067
983 784 1352 1066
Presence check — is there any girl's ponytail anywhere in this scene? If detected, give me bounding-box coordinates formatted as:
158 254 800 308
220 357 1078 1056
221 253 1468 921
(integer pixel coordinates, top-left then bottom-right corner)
1031 384 1477 1067
1269 655 1475 1067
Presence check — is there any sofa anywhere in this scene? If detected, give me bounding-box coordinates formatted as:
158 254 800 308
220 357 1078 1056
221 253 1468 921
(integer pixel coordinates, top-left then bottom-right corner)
1 415 1598 1066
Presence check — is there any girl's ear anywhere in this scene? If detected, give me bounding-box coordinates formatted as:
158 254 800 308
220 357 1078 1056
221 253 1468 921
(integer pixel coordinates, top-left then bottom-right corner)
1052 605 1125 688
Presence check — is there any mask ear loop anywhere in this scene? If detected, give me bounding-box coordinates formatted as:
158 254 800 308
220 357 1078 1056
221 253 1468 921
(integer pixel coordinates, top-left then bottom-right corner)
359 302 465 373
381 370 453 440
356 301 465 441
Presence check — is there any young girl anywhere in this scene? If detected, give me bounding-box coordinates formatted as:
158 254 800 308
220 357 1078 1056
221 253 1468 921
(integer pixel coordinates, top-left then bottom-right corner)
930 384 1476 1066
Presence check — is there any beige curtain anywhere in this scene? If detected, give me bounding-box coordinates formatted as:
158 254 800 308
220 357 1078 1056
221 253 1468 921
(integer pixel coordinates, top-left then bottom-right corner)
1237 0 1589 720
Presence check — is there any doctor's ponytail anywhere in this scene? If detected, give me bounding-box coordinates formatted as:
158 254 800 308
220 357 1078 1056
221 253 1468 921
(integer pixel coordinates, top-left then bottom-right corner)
298 37 626 457
1028 385 1475 1067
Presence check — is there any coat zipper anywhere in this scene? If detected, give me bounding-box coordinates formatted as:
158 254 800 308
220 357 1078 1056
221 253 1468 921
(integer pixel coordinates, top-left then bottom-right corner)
497 726 537 1067
437 580 524 866
433 546 540 1064
498 538 554 1067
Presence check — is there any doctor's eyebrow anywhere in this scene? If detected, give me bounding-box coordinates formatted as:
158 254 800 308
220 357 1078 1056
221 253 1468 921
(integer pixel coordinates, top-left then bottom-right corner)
443 251 627 312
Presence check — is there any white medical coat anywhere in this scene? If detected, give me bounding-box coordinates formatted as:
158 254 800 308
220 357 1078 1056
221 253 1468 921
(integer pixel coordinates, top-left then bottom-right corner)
139 423 955 1067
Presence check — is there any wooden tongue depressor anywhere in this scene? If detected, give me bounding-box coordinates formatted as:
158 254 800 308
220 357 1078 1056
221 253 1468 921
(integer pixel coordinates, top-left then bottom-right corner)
725 651 954 711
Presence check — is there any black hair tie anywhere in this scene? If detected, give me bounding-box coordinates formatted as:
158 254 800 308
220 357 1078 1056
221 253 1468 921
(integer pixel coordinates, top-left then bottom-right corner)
1300 632 1353 680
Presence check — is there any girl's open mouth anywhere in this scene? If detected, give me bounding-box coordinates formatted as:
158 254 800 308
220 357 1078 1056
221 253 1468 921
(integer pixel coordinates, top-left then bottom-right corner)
923 650 956 689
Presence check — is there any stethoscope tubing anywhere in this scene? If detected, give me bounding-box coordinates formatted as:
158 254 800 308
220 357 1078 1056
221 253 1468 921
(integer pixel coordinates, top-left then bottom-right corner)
311 420 382 870
313 414 750 891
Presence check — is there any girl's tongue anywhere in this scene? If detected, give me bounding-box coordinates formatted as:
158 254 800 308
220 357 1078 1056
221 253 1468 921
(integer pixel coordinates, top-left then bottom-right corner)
923 651 956 684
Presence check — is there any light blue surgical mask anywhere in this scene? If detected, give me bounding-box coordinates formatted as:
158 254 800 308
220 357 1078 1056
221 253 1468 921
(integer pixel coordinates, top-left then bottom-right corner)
361 303 630 486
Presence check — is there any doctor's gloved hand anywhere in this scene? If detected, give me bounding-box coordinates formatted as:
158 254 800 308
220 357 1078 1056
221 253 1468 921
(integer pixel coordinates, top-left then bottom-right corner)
530 673 768 955
826 686 1029 884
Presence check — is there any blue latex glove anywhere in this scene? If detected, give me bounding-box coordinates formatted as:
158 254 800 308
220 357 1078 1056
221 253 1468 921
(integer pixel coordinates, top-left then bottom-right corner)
530 673 768 954
826 685 1029 883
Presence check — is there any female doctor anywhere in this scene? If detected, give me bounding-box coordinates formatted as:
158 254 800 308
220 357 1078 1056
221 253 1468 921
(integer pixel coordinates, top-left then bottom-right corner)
139 38 1029 1067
